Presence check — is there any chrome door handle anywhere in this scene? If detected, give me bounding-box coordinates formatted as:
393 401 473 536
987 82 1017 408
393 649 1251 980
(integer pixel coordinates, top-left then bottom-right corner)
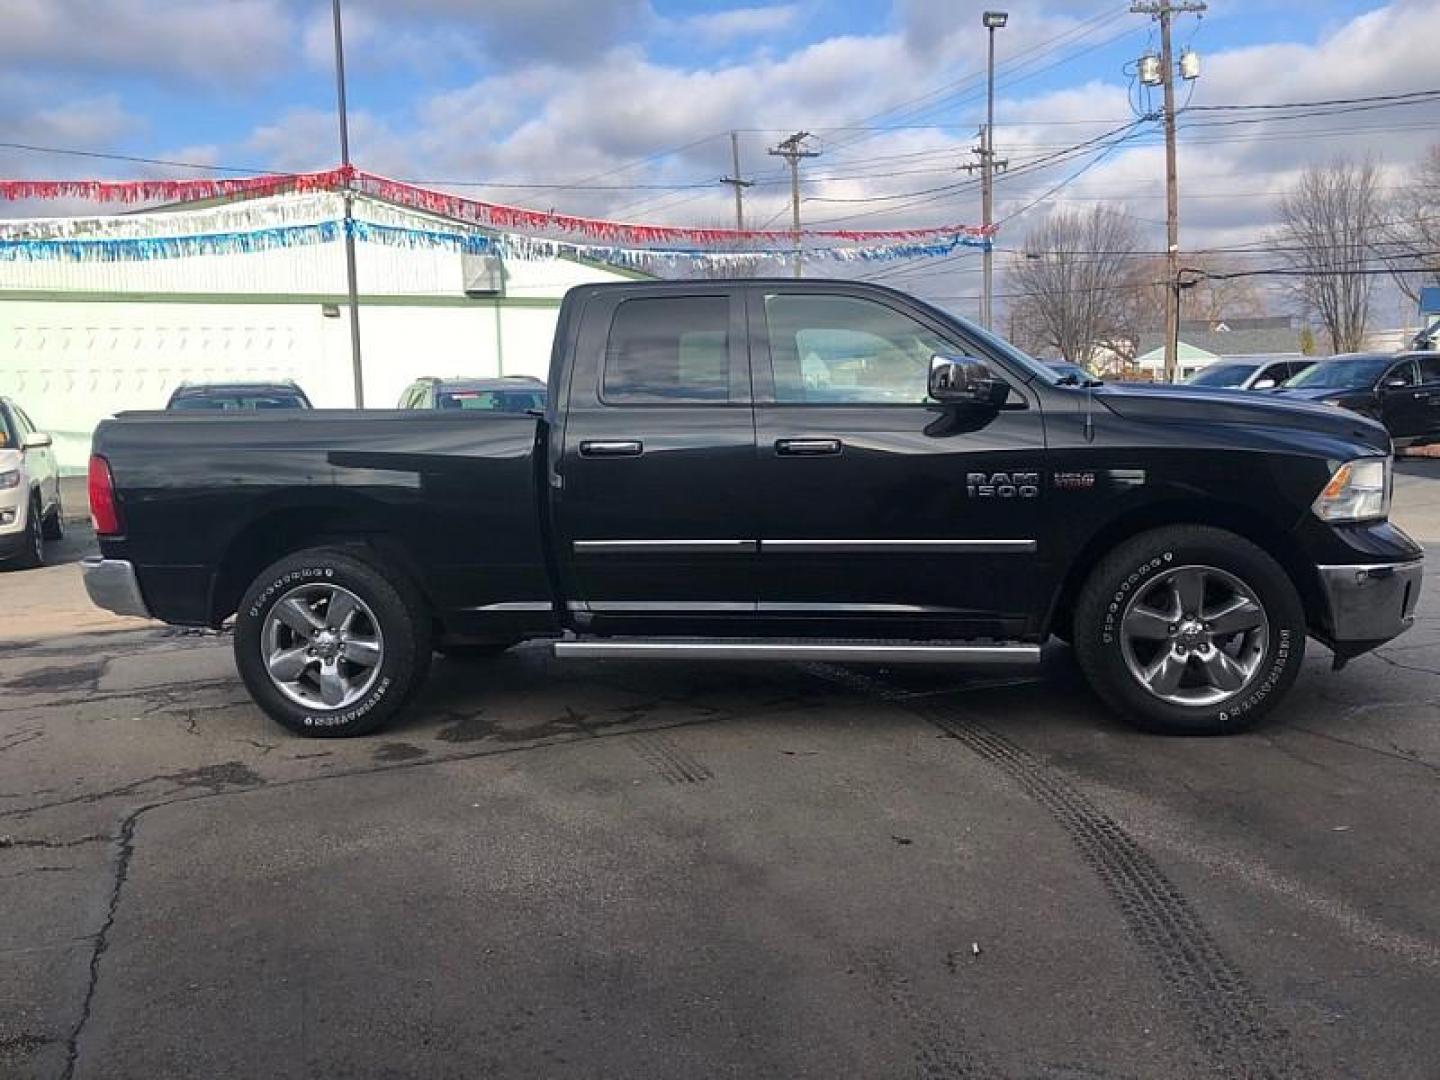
775 438 842 456
579 440 643 457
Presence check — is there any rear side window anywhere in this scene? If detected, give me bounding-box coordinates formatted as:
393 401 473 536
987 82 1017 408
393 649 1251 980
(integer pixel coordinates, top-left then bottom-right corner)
602 297 731 404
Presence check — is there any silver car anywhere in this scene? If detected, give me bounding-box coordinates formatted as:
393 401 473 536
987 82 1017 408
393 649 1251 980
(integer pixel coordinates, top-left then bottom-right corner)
1182 356 1315 391
0 397 64 569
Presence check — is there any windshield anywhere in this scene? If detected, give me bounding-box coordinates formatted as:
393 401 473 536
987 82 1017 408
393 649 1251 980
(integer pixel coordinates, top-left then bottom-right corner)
1284 355 1391 390
172 392 309 411
1185 363 1256 388
0 408 14 449
437 389 546 413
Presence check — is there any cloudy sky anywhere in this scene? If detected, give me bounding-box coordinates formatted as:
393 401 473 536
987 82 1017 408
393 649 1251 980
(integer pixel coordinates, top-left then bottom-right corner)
3 0 1437 323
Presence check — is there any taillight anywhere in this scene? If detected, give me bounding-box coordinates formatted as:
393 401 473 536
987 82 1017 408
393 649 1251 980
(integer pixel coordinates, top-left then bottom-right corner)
88 454 123 535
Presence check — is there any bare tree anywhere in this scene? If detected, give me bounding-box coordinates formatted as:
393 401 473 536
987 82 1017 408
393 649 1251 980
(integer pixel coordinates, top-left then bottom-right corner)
1379 144 1440 305
1272 158 1382 354
1120 253 1268 328
1006 205 1142 364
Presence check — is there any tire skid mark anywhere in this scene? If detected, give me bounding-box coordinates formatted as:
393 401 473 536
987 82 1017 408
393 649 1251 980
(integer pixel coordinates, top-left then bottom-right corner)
805 663 1311 1080
628 730 712 785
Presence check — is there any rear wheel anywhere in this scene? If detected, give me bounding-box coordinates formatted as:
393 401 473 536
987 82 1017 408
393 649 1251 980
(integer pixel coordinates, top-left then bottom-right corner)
234 548 431 737
1074 525 1306 735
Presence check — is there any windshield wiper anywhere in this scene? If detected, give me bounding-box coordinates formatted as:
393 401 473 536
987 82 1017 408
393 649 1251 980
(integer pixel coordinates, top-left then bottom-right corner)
1055 374 1104 387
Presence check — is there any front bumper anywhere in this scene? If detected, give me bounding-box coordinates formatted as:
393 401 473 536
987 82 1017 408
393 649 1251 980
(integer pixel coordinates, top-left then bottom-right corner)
1317 559 1423 647
81 557 153 619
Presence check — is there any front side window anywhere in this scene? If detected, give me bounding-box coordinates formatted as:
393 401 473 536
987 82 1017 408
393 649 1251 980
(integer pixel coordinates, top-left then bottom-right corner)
603 296 731 404
765 294 956 404
1416 355 1440 384
1384 360 1419 388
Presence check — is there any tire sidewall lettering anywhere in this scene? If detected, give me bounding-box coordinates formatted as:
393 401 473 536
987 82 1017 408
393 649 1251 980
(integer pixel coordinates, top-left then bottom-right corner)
247 566 336 620
1101 553 1170 645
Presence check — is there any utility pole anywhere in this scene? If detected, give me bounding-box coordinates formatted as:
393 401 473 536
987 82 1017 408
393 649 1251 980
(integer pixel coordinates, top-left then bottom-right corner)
981 12 1008 330
332 0 364 407
1132 0 1205 383
720 131 752 231
768 132 820 278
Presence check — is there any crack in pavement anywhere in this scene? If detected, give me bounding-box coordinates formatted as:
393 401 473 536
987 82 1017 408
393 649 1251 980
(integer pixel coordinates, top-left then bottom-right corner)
0 833 111 852
60 809 137 1080
37 701 804 1079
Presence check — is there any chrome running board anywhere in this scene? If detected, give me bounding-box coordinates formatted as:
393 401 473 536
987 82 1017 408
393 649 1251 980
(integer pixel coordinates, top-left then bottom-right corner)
552 640 1041 664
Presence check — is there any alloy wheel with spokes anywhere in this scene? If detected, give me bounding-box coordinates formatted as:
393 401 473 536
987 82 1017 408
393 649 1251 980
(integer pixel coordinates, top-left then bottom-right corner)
1118 564 1269 708
262 583 384 711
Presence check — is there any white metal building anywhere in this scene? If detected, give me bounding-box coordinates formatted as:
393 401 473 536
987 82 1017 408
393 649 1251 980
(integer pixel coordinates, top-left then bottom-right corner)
0 190 643 472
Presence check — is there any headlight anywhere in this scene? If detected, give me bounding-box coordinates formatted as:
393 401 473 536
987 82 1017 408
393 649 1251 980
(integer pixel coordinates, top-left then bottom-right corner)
0 470 20 490
1313 457 1390 523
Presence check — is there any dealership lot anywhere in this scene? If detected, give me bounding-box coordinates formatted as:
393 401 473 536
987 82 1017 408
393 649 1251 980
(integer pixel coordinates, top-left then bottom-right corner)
2 465 1438 1080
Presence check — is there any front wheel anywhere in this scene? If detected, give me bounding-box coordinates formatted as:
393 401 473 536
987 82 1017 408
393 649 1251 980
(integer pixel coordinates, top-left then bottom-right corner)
1074 525 1306 735
234 548 432 737
12 496 44 569
41 490 64 541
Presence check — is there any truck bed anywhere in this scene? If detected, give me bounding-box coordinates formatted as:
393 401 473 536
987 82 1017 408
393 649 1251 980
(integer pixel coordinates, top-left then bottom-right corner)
93 410 555 635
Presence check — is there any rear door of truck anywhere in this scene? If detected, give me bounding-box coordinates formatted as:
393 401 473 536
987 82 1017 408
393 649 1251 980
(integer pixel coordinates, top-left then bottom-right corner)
551 286 758 634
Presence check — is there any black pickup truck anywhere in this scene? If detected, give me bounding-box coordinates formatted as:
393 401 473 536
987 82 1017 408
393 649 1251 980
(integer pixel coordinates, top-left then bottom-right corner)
83 279 1423 737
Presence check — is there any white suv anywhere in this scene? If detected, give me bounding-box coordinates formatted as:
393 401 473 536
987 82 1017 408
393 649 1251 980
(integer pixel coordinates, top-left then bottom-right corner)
0 398 63 569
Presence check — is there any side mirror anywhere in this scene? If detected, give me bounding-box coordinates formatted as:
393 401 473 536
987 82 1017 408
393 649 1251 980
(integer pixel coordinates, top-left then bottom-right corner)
1382 376 1409 391
928 355 1009 408
1252 378 1276 390
21 432 52 450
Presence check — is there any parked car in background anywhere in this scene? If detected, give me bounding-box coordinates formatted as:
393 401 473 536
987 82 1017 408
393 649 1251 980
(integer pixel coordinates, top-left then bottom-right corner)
1274 352 1440 444
397 375 547 413
0 397 63 569
1182 356 1314 391
166 381 312 411
1042 360 1100 385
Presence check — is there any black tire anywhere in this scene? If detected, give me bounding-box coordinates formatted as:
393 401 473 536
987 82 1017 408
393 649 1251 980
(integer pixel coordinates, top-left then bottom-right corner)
13 496 43 569
435 640 518 660
1074 525 1306 735
41 491 64 541
234 547 432 737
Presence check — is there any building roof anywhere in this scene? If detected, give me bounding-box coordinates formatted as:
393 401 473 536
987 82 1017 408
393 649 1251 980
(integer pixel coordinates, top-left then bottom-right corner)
1136 325 1302 358
1135 341 1219 366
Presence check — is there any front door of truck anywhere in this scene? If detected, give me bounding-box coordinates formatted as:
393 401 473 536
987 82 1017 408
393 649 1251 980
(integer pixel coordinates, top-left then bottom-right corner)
750 287 1047 640
553 287 758 632
1378 358 1423 438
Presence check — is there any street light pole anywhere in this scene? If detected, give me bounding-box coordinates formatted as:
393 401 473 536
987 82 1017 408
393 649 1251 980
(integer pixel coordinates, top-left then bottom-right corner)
332 0 364 407
981 11 1009 332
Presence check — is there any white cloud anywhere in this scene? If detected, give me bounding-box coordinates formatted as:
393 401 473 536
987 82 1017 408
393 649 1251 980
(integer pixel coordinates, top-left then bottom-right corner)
0 0 297 82
677 4 799 43
348 0 651 65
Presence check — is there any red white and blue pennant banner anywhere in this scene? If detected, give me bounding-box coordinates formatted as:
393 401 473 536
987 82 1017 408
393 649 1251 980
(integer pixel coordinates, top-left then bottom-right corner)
0 165 992 248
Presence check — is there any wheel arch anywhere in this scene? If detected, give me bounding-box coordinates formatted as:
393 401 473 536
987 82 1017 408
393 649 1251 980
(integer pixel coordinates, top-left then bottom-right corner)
1045 499 1323 640
208 501 432 629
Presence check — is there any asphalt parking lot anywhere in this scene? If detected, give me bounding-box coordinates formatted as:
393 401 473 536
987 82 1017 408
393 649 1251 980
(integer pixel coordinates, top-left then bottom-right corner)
3 464 1438 1080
